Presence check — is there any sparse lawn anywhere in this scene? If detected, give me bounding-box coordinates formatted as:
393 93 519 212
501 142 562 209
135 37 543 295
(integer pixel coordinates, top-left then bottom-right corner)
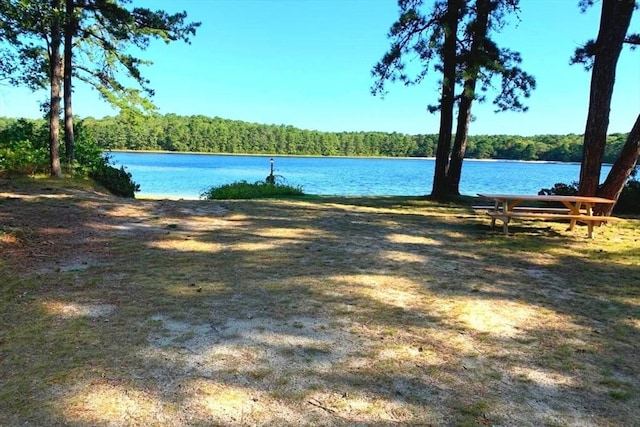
1 178 639 426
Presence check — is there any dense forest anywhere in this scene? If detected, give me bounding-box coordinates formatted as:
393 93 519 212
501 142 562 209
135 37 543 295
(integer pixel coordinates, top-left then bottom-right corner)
0 114 630 163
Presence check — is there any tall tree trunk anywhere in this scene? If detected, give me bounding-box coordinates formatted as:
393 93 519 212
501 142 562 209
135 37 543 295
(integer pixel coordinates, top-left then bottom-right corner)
63 0 75 165
448 83 474 195
431 0 461 200
49 0 63 177
578 0 635 195
595 113 640 215
447 0 492 195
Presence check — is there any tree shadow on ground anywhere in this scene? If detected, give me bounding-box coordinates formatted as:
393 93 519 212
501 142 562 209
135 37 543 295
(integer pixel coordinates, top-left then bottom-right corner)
0 186 638 426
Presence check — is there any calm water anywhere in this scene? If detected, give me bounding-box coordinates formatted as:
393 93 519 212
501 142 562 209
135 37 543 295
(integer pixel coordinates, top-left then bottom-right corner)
109 152 611 199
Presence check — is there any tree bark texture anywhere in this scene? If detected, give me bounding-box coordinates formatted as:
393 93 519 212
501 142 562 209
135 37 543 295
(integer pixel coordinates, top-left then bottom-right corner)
431 0 462 200
595 114 640 215
49 0 63 177
447 0 493 195
448 84 475 195
63 0 75 164
578 0 635 195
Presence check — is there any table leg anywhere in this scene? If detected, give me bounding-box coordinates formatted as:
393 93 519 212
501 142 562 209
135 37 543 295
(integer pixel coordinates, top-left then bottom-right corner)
502 201 510 235
490 200 499 228
585 203 595 238
562 201 583 231
569 202 580 230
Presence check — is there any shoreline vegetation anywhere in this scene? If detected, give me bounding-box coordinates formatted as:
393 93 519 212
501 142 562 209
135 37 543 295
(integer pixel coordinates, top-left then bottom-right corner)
110 148 606 166
0 114 630 164
2 116 635 211
0 178 638 425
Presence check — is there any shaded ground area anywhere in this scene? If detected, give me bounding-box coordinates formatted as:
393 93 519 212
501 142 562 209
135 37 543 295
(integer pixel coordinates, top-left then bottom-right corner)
1 179 639 426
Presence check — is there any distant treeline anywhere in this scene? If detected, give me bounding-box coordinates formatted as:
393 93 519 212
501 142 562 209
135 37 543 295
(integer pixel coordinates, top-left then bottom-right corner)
0 114 630 163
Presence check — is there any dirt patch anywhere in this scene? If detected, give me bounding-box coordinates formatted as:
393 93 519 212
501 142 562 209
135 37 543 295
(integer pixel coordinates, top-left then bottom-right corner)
41 301 117 319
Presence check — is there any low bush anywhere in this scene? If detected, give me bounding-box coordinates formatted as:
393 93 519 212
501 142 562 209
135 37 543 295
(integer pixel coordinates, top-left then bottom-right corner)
0 140 49 176
76 124 139 198
538 167 640 214
0 119 139 198
89 161 140 198
69 123 109 176
201 178 304 200
538 181 578 196
614 169 640 214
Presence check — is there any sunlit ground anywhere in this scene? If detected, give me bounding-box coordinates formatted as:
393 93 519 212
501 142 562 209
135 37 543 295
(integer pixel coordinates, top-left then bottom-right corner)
0 180 638 426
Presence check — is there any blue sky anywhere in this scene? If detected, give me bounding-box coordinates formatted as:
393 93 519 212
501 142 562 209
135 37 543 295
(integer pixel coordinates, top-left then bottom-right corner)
0 0 638 136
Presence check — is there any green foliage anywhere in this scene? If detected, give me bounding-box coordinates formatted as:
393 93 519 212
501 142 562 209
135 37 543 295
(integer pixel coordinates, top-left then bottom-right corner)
73 121 140 198
0 117 139 197
538 169 640 214
614 169 640 214
77 113 631 163
538 182 579 196
201 178 304 200
0 118 49 176
83 114 428 157
1 115 633 164
0 1 200 115
0 118 48 144
0 139 49 176
89 161 140 198
78 2 200 114
372 0 535 112
61 122 105 176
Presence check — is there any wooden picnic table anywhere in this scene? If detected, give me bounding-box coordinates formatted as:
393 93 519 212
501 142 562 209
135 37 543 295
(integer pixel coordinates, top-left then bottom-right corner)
475 193 618 238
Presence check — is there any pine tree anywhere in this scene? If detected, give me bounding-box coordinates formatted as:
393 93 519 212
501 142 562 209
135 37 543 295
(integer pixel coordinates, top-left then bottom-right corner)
372 0 534 199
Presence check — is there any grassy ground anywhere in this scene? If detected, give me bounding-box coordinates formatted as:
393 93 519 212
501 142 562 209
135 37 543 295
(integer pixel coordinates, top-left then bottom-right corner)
1 177 639 426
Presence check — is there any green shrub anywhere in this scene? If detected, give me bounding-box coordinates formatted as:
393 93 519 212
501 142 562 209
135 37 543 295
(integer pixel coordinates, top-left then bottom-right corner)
0 118 139 197
538 168 640 214
614 168 640 214
0 140 49 176
201 179 304 200
72 121 139 198
538 181 578 196
0 118 49 177
89 161 140 198
68 124 107 176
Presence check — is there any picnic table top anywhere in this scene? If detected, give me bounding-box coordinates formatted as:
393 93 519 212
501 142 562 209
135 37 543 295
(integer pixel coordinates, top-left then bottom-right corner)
477 193 616 204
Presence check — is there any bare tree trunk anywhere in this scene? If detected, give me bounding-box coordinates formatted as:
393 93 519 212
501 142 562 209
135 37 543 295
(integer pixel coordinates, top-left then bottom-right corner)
448 87 474 195
49 0 63 177
595 113 640 215
63 0 75 165
448 0 492 195
578 0 635 195
431 0 462 200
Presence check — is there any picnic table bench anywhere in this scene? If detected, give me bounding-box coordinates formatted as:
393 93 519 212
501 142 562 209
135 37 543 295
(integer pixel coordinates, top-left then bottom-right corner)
475 193 619 238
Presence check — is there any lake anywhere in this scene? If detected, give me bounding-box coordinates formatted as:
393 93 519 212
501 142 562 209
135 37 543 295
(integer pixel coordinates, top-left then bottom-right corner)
109 151 611 199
